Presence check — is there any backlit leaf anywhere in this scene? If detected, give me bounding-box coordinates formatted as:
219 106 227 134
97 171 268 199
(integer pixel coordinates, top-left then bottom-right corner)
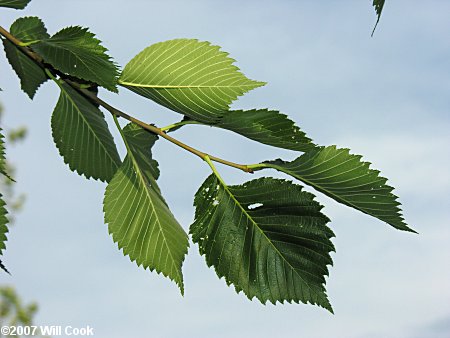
104 123 189 292
120 39 265 123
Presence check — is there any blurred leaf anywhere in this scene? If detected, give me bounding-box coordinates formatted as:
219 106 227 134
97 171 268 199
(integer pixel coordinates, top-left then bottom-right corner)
7 126 27 143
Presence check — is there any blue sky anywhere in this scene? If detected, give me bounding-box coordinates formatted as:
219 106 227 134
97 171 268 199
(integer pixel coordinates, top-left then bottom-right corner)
1 1 449 337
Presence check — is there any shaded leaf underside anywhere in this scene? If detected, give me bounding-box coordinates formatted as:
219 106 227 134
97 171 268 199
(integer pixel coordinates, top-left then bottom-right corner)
120 39 265 123
216 109 315 152
191 175 334 311
3 37 47 99
51 82 121 182
104 123 188 292
0 0 31 9
33 26 119 92
2 17 49 99
10 16 49 42
265 146 414 232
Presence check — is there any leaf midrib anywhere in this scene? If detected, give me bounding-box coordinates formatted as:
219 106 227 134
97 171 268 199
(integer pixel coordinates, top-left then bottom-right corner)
60 86 119 171
216 176 327 301
268 162 372 214
40 41 107 85
118 81 260 89
121 132 182 284
267 162 408 230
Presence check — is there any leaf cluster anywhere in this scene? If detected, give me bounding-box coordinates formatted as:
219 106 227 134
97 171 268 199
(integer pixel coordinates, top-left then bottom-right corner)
0 1 412 312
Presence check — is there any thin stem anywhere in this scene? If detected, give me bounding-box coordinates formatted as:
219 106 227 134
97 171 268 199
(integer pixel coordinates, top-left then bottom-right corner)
112 114 133 156
0 26 44 64
0 25 254 174
160 120 202 132
247 163 269 171
204 155 227 187
44 68 63 89
18 40 40 47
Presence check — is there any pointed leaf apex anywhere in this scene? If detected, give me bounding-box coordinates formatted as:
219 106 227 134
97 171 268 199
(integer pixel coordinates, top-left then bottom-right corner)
265 146 414 232
120 39 266 123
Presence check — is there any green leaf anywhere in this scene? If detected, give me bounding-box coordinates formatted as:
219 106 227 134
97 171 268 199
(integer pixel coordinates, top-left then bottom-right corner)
372 0 386 36
0 130 10 274
0 193 8 256
52 82 121 182
10 16 49 43
0 128 13 181
33 26 119 92
264 146 414 232
104 123 189 292
119 39 265 123
0 128 7 176
0 0 31 9
3 39 48 99
216 109 315 152
191 175 334 311
0 258 9 274
2 17 50 98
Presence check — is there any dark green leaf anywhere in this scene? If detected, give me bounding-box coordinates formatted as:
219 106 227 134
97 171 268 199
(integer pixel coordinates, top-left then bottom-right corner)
0 193 8 256
0 128 6 176
52 82 121 182
191 175 334 311
264 146 414 232
0 0 31 10
10 16 49 42
0 128 13 181
104 123 189 293
0 258 9 274
4 17 49 99
3 40 48 99
120 39 265 123
216 109 315 152
372 0 386 36
33 26 119 92
0 129 10 274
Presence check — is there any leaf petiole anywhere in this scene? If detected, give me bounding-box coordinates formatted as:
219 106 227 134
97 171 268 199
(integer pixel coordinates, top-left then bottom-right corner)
18 39 40 47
